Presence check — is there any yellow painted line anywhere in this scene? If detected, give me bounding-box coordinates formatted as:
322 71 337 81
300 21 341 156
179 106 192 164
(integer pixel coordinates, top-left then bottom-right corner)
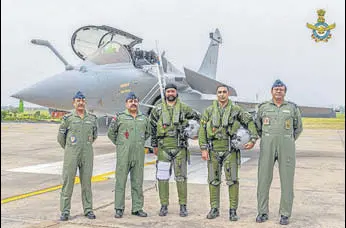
1 160 156 204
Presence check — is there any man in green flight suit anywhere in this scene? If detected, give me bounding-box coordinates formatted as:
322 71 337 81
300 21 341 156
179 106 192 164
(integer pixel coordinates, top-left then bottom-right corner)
108 92 151 218
255 79 303 225
57 91 98 221
198 85 259 221
150 83 200 217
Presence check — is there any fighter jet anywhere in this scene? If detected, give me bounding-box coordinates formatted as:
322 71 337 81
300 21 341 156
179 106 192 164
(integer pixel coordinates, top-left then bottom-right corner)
11 25 246 131
11 25 335 132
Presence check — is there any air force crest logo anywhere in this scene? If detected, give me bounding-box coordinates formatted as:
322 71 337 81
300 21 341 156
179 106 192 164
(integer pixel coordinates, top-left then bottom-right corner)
307 9 336 42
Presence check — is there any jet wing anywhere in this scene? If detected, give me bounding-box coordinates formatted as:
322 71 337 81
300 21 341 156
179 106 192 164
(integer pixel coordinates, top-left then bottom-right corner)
71 25 143 60
184 67 237 96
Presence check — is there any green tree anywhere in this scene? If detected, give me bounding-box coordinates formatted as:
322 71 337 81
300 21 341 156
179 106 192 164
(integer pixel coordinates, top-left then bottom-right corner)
18 100 24 113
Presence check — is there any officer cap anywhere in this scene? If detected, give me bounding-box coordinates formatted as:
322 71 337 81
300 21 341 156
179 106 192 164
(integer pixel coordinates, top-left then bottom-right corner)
164 83 177 91
73 91 86 99
272 79 287 91
125 92 138 101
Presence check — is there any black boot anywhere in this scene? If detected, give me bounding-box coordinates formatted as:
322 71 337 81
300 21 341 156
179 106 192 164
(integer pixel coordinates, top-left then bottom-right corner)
114 209 123 218
60 212 69 221
229 209 239 221
159 205 168 216
132 210 148 217
179 205 188 217
85 211 96 219
280 215 289 225
206 208 219 219
256 213 269 223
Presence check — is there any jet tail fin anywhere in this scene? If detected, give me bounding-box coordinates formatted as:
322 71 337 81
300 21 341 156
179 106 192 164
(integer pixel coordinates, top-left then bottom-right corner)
198 28 222 79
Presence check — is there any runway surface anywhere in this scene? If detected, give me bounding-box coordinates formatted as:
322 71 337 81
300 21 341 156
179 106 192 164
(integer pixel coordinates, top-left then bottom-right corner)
1 123 345 228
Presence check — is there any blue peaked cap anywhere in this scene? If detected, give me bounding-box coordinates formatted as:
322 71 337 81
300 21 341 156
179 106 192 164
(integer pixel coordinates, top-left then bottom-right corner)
272 79 287 91
73 91 85 99
125 92 138 101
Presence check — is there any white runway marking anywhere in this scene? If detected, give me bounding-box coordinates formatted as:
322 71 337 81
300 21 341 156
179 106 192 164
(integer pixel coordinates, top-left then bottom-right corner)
7 153 155 176
7 154 251 184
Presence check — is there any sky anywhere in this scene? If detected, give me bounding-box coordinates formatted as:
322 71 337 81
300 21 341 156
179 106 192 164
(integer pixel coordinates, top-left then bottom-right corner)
1 0 345 108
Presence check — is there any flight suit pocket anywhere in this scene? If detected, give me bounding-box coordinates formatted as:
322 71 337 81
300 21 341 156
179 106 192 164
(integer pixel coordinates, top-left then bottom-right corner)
286 155 295 167
285 119 291 130
84 121 94 135
282 110 293 130
262 110 275 125
262 110 275 133
70 121 81 132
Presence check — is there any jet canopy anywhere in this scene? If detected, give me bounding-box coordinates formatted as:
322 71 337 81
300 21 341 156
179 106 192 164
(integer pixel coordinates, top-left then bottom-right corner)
71 25 143 60
87 41 133 65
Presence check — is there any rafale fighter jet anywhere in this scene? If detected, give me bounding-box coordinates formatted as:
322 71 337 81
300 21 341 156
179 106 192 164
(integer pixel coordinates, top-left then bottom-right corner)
11 25 254 132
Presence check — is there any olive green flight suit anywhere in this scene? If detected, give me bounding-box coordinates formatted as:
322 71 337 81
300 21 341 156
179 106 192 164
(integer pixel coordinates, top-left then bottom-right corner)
107 110 151 212
150 99 200 206
57 111 98 215
255 100 303 217
199 100 258 210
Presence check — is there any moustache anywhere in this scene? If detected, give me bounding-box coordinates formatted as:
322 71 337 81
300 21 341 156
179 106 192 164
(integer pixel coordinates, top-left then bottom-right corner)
130 104 137 108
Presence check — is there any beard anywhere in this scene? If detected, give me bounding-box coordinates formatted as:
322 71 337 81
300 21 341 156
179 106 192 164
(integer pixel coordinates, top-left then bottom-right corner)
167 95 177 101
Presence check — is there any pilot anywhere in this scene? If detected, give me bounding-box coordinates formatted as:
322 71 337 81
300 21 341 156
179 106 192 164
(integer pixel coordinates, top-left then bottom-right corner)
198 85 258 221
57 91 98 221
134 48 141 61
149 83 200 217
107 92 151 218
255 79 303 225
149 50 157 64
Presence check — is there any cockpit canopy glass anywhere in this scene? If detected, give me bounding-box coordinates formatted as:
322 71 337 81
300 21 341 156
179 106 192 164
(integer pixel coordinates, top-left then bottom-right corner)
71 25 142 60
88 41 132 65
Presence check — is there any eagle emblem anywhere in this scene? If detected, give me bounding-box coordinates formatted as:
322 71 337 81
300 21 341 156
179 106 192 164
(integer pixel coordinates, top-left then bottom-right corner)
306 9 336 42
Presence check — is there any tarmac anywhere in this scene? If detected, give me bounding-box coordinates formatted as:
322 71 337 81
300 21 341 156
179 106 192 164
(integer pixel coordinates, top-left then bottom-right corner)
1 123 345 228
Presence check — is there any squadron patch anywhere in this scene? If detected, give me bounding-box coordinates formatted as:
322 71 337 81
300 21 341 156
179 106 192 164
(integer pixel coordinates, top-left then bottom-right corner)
124 130 129 139
70 135 77 144
285 119 291 129
263 117 270 125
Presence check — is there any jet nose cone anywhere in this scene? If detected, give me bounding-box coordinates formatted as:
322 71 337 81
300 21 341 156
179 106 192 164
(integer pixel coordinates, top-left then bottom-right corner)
10 92 22 100
11 88 34 100
10 71 79 109
11 86 45 105
11 77 69 108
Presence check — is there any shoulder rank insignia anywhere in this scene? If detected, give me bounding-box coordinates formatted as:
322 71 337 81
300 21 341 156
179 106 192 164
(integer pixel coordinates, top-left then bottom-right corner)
306 9 336 42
